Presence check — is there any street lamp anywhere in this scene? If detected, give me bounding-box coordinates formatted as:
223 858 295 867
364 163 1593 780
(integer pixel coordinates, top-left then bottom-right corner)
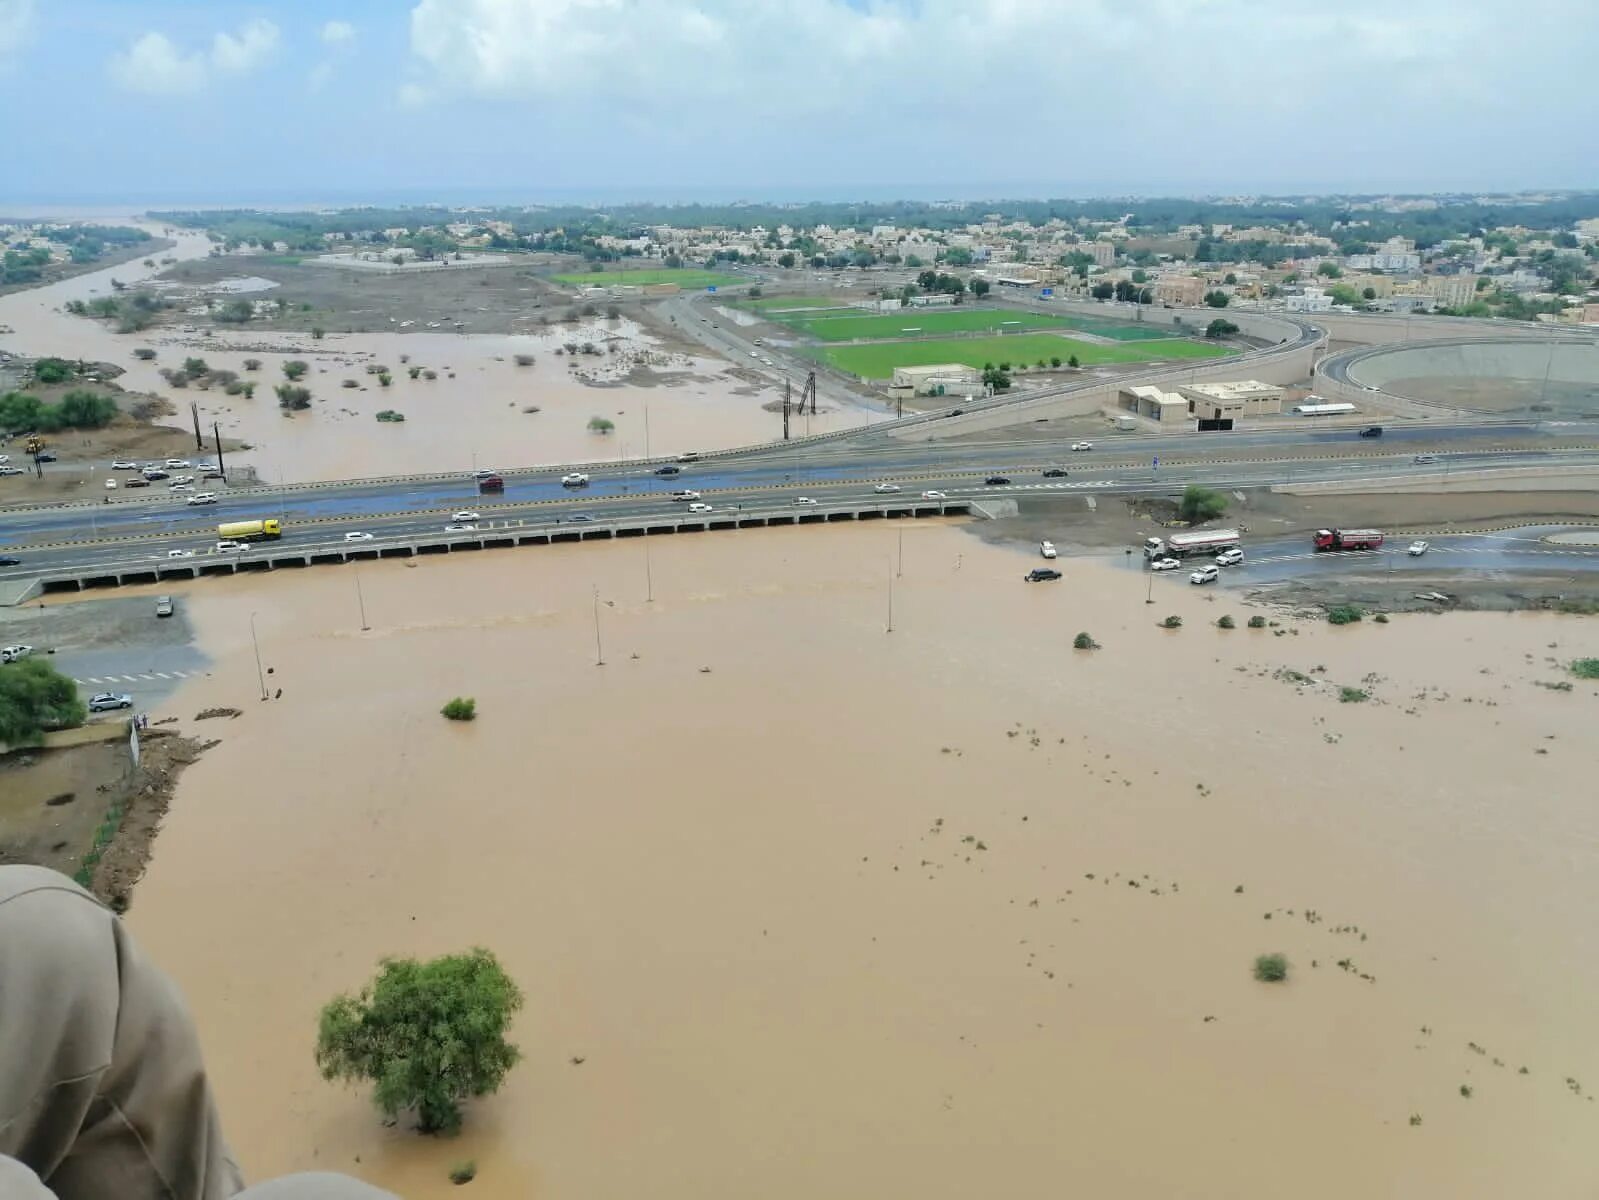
249 612 268 700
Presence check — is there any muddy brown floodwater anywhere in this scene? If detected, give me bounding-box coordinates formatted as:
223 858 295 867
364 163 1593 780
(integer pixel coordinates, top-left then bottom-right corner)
126 525 1598 1199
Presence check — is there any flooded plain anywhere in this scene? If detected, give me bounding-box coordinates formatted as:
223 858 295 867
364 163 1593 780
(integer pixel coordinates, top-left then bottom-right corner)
0 227 880 484
120 524 1599 1199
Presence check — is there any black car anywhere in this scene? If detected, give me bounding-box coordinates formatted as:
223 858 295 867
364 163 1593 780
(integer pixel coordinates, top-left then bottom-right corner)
1025 568 1063 583
655 465 682 476
1358 425 1384 438
984 476 1011 486
34 452 56 463
0 556 19 566
1042 467 1069 478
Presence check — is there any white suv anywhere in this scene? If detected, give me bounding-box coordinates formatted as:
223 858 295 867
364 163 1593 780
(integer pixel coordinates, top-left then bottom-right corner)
1189 565 1219 585
1215 547 1244 566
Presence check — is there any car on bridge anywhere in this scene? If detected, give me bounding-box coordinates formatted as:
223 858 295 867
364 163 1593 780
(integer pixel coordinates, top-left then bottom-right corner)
1413 454 1439 465
671 490 702 501
561 472 590 487
1042 468 1069 478
0 555 20 566
186 493 217 505
1071 441 1094 451
794 496 817 505
344 531 374 542
167 549 195 558
873 482 901 493
686 503 714 514
1358 426 1383 438
984 476 1012 486
655 465 682 476
215 540 249 553
88 692 133 712
921 490 949 500
445 523 479 533
1025 568 1062 583
452 510 481 522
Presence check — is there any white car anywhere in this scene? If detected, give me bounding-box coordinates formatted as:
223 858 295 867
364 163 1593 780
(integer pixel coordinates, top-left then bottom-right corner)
1148 556 1181 572
215 540 249 553
105 478 117 490
110 459 137 470
1040 540 1058 559
444 523 479 533
0 465 25 476
167 549 195 558
1408 540 1429 556
686 502 714 514
0 455 7 464
170 474 195 486
921 490 949 500
793 496 817 506
873 482 901 494
164 458 191 469
197 461 219 473
2 644 34 663
1070 441 1094 451
561 472 590 487
1215 547 1244 566
185 493 217 505
1190 564 1219 585
671 490 702 501
344 531 374 542
168 483 195 493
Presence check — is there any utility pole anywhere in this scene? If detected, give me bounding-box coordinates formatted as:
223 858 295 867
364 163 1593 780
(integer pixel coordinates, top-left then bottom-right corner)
897 528 904 578
190 402 203 451
782 378 791 441
886 558 894 634
592 586 605 667
644 536 654 603
249 612 268 700
212 422 226 481
354 565 370 631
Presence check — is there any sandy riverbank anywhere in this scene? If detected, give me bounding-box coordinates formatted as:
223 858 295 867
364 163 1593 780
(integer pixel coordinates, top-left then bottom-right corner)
118 524 1599 1199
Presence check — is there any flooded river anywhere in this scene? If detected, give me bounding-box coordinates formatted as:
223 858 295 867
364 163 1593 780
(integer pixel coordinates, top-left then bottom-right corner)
0 224 880 484
120 526 1599 1199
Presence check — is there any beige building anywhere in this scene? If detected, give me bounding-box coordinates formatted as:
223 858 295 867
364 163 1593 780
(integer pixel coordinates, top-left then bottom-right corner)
1178 380 1285 420
1153 275 1206 306
889 363 982 398
1342 273 1395 298
1119 385 1189 426
1088 240 1116 267
1424 273 1479 309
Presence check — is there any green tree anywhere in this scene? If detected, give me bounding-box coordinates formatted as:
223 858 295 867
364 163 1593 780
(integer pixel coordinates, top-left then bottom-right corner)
216 298 253 324
1178 485 1228 523
0 658 87 745
1362 287 1377 300
1067 354 1080 368
182 357 209 378
904 254 923 268
315 949 523 1134
1203 290 1230 308
1131 268 1148 284
970 278 991 298
282 360 309 380
777 251 796 268
941 246 974 266
981 366 1011 391
1089 282 1113 301
275 384 312 410
1205 318 1239 338
1317 261 1342 278
33 358 73 384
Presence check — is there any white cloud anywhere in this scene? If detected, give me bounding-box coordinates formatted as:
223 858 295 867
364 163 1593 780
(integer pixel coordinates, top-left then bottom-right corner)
0 0 34 63
109 18 279 94
321 20 357 45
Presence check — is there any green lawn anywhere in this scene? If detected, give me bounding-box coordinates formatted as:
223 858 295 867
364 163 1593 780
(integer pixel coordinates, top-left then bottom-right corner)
740 294 850 313
784 307 1079 342
552 267 743 289
817 335 1232 379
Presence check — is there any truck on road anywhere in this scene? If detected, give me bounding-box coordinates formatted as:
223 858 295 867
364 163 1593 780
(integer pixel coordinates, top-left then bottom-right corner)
1143 529 1241 559
217 518 283 542
1313 528 1384 552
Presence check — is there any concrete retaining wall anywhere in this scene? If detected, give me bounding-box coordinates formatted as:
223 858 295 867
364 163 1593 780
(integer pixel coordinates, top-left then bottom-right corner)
1277 465 1599 495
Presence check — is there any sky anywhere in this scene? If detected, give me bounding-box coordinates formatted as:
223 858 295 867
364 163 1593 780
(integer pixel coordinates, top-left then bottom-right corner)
2 0 1598 207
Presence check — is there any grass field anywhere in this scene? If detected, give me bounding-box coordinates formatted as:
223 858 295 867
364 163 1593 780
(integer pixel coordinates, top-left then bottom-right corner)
552 267 743 289
781 308 1080 342
817 334 1232 379
739 294 850 313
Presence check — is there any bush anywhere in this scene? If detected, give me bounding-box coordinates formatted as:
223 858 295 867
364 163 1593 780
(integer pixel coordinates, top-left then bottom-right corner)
422 369 438 381
587 416 615 434
33 357 73 384
243 358 262 371
441 697 476 721
408 366 422 379
224 381 245 395
376 410 406 423
311 326 325 339
182 357 209 378
605 305 620 320
342 378 359 388
1327 605 1364 626
1217 614 1235 629
1067 354 1079 368
1050 356 1061 367
1253 953 1289 983
1161 615 1183 629
0 657 88 744
378 372 392 387
1247 615 1267 628
1339 687 1370 703
1570 658 1599 680
133 347 157 361
1177 485 1228 523
315 948 522 1134
282 360 309 380
1072 632 1099 650
513 354 535 367
450 1161 477 1185
275 384 312 410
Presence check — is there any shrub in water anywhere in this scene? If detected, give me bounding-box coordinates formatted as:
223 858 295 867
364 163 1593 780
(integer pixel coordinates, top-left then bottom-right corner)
1072 632 1098 650
1161 615 1182 629
1327 604 1364 625
1253 953 1289 982
1217 614 1235 629
1247 615 1267 628
441 697 476 721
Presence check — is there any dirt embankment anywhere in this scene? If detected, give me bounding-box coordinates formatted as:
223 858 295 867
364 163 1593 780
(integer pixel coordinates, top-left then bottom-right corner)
0 239 176 301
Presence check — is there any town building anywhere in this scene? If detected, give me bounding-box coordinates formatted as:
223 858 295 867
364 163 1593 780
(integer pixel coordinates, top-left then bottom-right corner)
1152 275 1206 306
888 364 982 398
1118 385 1189 426
1178 380 1285 419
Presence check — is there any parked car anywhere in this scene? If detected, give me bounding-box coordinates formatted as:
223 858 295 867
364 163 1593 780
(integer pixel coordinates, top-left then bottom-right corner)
1149 556 1181 571
123 478 150 488
793 496 817 506
2 644 34 663
452 510 481 521
215 540 249 552
88 692 133 712
671 490 702 501
201 468 224 479
344 531 374 542
1215 547 1245 566
1358 426 1384 438
655 465 682 476
984 475 1011 486
561 472 590 487
111 459 138 470
1190 565 1220 585
164 458 191 469
155 595 174 618
1039 540 1058 559
186 493 217 505
105 478 117 490
921 490 949 500
1025 568 1063 583
873 482 901 493
197 461 219 473
1408 540 1430 556
1041 468 1069 478
142 469 169 481
1071 441 1093 451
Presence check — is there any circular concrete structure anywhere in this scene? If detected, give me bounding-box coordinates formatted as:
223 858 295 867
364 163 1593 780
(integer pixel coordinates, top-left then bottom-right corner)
1342 337 1599 416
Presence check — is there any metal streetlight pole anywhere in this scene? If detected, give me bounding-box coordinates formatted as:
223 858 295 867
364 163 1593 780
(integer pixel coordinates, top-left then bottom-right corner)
354 565 370 631
592 586 605 666
886 558 894 634
249 612 268 700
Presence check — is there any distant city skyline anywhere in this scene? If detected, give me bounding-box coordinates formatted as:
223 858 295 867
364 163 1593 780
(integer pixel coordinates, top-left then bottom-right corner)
2 0 1597 206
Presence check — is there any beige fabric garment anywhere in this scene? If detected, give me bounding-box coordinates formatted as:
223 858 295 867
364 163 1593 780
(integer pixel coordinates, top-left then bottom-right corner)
0 867 394 1200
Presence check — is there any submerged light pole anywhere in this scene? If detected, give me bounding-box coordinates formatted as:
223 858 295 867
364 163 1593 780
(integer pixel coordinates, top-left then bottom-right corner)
249 612 268 701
